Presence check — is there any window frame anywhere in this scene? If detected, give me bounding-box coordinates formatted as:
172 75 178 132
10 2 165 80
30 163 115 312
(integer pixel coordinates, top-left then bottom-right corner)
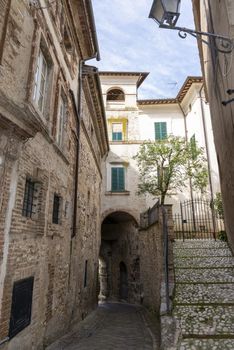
106 88 125 102
52 193 61 225
56 95 66 147
154 122 167 140
111 167 125 192
22 179 36 218
33 49 48 114
112 123 123 141
9 277 34 339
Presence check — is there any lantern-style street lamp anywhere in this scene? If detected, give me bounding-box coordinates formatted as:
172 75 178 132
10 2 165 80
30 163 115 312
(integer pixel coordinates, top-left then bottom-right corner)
149 0 181 27
149 0 233 54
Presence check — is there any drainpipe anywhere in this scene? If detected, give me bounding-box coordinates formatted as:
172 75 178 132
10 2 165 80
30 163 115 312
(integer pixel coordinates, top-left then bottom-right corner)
178 102 196 232
199 85 216 238
72 54 100 238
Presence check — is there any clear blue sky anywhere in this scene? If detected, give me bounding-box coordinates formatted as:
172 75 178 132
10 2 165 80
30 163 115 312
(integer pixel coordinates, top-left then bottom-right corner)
92 0 201 99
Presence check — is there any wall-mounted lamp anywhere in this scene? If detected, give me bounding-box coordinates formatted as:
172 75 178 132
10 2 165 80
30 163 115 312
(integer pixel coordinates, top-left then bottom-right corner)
149 0 234 54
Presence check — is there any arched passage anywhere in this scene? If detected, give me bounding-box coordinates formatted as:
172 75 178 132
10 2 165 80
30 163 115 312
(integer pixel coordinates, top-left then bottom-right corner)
119 262 128 300
99 211 141 304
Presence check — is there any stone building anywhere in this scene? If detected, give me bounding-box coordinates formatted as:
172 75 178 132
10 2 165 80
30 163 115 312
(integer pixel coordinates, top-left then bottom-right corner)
98 72 220 304
0 0 108 349
192 0 234 252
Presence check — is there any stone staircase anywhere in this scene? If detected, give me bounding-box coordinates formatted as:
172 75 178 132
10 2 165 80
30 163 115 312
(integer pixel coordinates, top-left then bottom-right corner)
173 239 234 350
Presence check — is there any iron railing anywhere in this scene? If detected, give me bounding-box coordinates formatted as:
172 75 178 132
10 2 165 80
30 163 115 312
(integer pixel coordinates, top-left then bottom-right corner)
173 198 225 240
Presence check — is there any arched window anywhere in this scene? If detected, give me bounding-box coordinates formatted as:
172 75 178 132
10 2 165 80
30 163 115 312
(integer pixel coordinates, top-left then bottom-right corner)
107 89 125 102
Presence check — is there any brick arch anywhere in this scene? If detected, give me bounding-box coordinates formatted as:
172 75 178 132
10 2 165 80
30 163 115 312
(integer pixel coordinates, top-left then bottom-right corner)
101 208 139 227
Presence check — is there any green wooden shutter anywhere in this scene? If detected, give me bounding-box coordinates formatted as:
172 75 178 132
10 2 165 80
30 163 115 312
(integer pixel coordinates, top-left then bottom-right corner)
118 168 125 190
111 167 125 191
111 168 118 191
161 122 167 139
155 122 167 140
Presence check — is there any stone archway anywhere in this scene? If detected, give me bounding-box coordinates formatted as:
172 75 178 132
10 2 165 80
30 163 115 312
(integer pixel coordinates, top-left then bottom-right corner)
99 211 141 304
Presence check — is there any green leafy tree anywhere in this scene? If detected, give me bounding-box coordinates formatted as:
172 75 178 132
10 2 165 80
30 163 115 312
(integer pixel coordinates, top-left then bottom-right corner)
134 135 208 205
213 192 224 219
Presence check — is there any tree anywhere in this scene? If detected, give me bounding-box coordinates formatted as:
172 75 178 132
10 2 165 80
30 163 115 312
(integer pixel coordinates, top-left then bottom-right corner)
213 192 224 219
134 135 208 205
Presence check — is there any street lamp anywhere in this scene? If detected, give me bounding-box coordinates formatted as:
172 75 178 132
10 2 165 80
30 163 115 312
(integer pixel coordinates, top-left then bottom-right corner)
149 0 234 54
149 0 181 27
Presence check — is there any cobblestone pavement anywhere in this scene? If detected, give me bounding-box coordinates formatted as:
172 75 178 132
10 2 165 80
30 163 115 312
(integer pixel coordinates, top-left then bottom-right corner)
173 239 234 350
47 302 160 350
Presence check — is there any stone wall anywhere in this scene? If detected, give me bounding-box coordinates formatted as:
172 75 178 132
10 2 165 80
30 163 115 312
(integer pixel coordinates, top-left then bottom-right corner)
139 205 174 314
0 0 108 349
192 0 234 252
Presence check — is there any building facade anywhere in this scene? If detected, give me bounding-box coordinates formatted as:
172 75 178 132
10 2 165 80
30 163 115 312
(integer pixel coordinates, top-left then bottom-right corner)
192 0 234 252
99 72 220 304
0 1 108 349
100 72 220 217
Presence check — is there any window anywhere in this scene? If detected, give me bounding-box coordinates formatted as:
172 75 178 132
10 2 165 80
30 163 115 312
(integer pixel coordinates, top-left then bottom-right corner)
33 49 48 113
9 277 34 339
111 167 125 192
56 96 66 147
84 260 88 288
155 122 167 140
107 89 125 101
22 179 36 218
52 194 61 224
112 123 123 141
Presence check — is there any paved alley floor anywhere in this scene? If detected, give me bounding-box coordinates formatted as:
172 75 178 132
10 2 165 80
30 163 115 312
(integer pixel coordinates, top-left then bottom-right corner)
47 302 160 350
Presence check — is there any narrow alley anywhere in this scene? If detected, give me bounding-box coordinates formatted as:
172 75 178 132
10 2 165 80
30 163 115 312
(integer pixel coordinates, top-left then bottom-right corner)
47 303 160 350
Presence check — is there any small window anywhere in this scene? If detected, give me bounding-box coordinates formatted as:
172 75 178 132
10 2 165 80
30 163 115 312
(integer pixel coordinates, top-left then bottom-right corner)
33 49 48 113
22 179 36 218
111 167 125 192
52 194 61 224
112 123 123 141
56 96 66 147
155 122 167 140
9 277 34 339
107 89 125 101
84 260 88 288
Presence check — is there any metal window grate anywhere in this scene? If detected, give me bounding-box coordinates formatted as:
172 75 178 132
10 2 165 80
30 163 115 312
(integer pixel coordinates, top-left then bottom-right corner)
52 194 60 224
9 277 34 339
22 179 35 217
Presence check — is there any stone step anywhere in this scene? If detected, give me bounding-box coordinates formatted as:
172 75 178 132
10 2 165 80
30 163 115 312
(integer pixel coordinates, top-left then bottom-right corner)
174 256 234 268
175 268 234 283
179 338 234 350
174 305 234 337
174 248 232 258
174 239 229 249
174 283 234 304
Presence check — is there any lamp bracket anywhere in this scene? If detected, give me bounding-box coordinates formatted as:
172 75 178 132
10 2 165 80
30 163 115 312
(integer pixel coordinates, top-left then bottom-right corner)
159 23 234 54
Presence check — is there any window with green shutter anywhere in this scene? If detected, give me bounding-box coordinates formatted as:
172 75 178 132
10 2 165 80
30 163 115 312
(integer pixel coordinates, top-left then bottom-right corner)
155 122 167 140
111 167 125 191
112 123 123 141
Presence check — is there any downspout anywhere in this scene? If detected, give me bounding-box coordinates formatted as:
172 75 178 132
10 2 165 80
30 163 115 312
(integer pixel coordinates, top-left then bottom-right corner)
199 85 216 237
178 102 196 232
72 54 99 238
